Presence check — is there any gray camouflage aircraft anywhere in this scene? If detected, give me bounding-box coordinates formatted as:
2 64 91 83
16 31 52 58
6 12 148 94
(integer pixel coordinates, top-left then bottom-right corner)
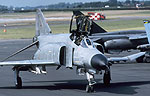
73 11 148 63
0 9 111 93
0 9 145 93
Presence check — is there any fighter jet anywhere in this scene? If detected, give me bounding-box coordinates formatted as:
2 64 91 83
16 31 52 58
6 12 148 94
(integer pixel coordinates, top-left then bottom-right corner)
0 9 145 93
0 9 112 93
73 11 148 63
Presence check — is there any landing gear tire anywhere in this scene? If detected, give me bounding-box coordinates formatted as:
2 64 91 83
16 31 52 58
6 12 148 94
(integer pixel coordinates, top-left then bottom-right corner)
86 85 94 93
103 72 111 86
16 77 22 89
144 57 150 63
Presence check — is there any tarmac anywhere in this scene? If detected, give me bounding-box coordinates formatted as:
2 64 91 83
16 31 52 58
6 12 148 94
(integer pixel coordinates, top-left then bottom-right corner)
0 39 149 96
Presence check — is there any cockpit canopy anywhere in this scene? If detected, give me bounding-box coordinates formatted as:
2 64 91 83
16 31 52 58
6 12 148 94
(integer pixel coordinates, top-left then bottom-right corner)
81 38 95 48
69 14 92 46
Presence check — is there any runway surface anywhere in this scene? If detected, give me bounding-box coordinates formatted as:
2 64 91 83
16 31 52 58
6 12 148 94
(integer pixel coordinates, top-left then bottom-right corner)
1 16 150 29
0 39 149 96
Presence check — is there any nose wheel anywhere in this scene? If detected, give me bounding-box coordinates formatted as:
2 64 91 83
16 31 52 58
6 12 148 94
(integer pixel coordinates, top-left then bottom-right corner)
103 71 111 86
86 85 94 93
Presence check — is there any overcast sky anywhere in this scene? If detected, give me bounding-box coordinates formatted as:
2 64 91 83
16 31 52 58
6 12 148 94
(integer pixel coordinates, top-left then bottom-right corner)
0 0 128 7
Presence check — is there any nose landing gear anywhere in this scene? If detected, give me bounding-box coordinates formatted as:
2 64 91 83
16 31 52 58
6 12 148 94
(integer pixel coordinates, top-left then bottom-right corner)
86 72 96 93
86 85 94 93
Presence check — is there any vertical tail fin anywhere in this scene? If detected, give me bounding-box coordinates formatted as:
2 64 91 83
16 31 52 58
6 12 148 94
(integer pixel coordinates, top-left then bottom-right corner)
144 20 150 44
73 11 107 35
90 21 107 35
36 9 51 36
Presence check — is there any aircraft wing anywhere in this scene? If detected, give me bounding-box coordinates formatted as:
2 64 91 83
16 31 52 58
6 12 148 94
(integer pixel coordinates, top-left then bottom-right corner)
129 35 147 40
89 35 129 42
108 52 145 63
0 60 59 66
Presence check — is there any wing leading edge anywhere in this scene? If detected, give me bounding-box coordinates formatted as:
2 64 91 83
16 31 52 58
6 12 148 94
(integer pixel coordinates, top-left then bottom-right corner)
108 52 145 63
0 60 59 66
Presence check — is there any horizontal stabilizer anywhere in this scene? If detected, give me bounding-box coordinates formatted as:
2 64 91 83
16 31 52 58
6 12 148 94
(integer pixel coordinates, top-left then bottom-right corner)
2 41 38 62
0 60 59 66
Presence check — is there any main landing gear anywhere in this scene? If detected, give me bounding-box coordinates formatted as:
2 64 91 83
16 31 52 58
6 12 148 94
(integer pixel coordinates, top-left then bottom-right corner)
14 68 22 89
85 68 111 93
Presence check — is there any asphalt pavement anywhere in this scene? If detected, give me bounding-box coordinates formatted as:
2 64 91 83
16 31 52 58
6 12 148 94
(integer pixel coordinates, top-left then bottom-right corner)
0 39 149 96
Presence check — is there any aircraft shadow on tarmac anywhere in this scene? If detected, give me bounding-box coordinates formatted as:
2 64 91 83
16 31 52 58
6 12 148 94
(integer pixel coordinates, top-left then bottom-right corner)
0 79 150 95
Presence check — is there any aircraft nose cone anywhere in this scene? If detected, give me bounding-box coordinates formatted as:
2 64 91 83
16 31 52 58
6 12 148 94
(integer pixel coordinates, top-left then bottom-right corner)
91 54 108 70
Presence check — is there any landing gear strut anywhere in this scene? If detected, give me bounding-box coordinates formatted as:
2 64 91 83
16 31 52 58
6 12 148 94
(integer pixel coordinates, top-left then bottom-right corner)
14 68 22 89
86 72 96 93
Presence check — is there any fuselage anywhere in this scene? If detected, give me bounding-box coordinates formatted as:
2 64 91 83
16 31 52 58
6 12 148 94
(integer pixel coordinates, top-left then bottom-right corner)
33 33 108 71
